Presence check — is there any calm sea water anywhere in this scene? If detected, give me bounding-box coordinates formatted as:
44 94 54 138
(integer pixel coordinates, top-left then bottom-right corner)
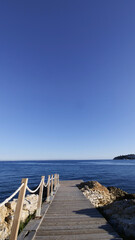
0 159 135 202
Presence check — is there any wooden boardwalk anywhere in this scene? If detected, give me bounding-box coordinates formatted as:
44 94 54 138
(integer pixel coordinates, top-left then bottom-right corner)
34 180 122 240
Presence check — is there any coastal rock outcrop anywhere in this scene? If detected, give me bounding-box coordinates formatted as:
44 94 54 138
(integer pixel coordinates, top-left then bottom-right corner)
114 154 135 160
78 181 112 207
78 181 135 239
0 194 38 240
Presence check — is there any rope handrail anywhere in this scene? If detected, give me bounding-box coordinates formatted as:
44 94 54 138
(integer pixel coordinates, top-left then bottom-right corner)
26 178 43 193
0 174 59 208
50 176 57 181
43 180 49 187
50 177 54 181
0 183 24 208
1 173 59 240
43 175 57 187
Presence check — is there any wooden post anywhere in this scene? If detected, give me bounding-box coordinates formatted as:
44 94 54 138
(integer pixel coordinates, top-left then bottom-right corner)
56 174 58 187
54 174 56 191
46 175 50 202
51 174 53 196
58 174 60 186
36 176 45 217
56 173 58 189
9 178 28 240
55 174 57 189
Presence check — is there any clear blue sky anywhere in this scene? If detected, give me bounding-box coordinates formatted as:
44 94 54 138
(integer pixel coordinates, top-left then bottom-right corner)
0 0 135 160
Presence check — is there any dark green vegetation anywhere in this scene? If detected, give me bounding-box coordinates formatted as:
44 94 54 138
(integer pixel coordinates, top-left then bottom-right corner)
18 211 35 235
113 154 135 160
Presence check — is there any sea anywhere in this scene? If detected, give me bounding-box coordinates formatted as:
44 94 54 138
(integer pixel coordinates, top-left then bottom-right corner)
0 159 135 202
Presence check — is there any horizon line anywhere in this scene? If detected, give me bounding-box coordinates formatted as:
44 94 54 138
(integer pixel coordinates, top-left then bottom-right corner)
0 158 113 161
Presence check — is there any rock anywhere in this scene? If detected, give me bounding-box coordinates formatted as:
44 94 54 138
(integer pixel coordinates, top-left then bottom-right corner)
5 213 13 224
0 222 9 240
23 194 38 215
20 209 29 222
6 200 17 212
0 205 8 223
0 193 38 240
79 181 135 239
126 193 135 199
107 186 128 200
79 181 111 207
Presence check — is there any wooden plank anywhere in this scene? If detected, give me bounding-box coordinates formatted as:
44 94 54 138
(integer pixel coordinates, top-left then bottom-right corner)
41 218 107 225
23 231 36 240
38 224 114 231
40 202 50 215
18 230 29 240
36 228 119 236
24 219 41 231
35 234 122 240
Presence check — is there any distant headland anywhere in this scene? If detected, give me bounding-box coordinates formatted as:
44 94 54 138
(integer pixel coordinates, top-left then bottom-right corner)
113 154 135 160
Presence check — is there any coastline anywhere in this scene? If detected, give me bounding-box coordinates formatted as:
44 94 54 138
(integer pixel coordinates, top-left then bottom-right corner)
78 180 135 239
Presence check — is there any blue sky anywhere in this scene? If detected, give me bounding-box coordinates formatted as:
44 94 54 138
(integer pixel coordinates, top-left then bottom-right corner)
0 0 135 160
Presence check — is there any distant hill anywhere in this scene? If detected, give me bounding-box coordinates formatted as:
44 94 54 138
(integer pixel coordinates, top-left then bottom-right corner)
113 154 135 160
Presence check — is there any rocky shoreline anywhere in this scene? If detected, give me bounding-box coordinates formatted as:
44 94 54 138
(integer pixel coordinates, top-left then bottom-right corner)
1 181 135 240
78 181 135 240
0 194 38 240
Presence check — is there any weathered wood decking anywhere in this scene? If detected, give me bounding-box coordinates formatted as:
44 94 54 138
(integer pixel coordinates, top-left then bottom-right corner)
34 180 122 240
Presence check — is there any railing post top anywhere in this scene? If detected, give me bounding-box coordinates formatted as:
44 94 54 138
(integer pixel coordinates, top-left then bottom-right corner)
21 178 28 184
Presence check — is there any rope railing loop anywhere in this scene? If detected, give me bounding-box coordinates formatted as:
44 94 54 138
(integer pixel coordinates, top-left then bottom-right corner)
50 175 55 181
26 178 43 193
0 183 24 208
43 175 52 188
43 177 49 187
43 181 48 187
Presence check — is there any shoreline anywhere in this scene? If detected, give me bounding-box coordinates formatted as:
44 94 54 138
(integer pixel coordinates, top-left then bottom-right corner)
78 180 135 239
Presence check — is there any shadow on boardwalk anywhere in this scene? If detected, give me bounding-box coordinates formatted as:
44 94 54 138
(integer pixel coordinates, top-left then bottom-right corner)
73 208 122 240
